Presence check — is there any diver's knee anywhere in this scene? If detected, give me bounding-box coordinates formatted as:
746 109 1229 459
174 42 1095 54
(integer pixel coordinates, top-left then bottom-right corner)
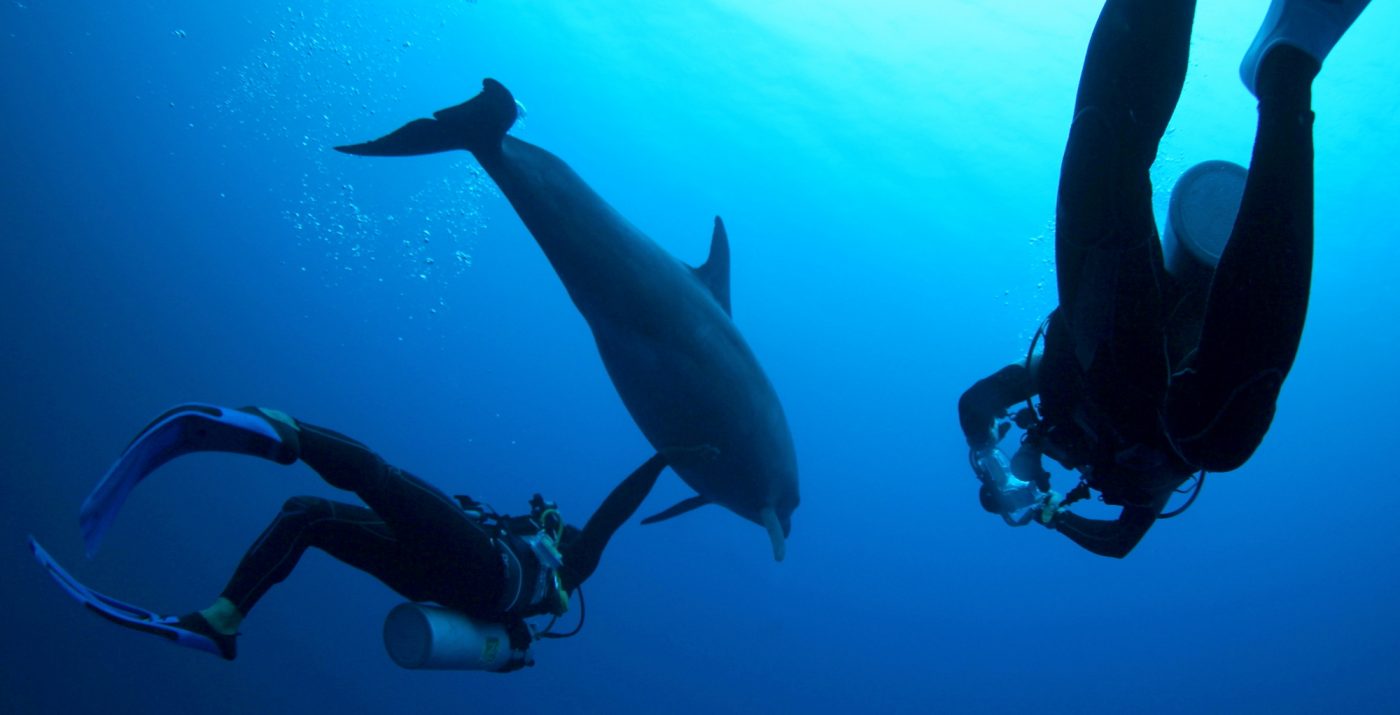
280 496 332 522
1070 106 1112 133
1168 370 1283 472
295 425 391 491
1066 106 1129 152
1065 105 1157 173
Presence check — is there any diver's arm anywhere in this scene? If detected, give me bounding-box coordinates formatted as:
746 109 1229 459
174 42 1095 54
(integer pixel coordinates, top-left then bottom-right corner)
959 363 1038 448
559 453 666 590
1049 488 1171 559
1050 508 1156 559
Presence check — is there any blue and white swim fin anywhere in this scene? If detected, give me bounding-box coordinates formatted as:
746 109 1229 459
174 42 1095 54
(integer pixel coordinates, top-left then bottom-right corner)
29 536 237 660
79 403 299 556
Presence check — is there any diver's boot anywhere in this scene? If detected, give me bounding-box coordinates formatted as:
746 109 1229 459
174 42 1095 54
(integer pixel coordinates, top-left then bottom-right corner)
80 404 303 556
334 78 519 157
174 612 239 661
237 406 302 459
1241 0 1372 96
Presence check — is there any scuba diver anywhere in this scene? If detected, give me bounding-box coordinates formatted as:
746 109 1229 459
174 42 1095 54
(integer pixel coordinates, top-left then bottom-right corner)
33 403 665 671
958 0 1371 557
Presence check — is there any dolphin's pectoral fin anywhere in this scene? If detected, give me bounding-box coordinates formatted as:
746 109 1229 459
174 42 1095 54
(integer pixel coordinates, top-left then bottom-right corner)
692 216 732 316
761 507 786 562
640 496 711 525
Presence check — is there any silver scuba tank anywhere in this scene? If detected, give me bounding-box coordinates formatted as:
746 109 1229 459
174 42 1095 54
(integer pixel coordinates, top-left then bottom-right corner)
382 603 531 671
1163 160 1248 284
1161 160 1248 365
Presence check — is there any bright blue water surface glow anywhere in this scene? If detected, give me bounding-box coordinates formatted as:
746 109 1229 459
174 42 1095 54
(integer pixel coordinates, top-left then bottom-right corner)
3 1 1398 712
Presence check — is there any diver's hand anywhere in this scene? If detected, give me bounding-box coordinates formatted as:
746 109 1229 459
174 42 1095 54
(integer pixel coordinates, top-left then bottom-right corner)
964 419 1011 452
959 386 1012 450
1036 490 1064 527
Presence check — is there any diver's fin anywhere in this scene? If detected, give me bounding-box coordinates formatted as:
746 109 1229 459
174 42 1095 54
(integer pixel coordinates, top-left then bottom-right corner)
692 216 732 316
1240 0 1371 96
761 507 786 562
29 536 237 660
79 404 299 557
641 495 711 525
336 78 518 156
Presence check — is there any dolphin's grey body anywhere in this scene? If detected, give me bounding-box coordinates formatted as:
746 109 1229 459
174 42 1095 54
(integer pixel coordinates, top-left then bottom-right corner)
337 79 799 559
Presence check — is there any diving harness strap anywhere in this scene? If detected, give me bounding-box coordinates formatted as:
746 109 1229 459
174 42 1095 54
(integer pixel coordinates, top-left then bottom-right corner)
1014 315 1206 520
454 494 584 639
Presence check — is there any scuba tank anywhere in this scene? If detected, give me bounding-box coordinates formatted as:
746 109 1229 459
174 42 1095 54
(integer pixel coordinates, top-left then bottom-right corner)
1163 160 1247 282
1162 160 1247 364
382 603 531 672
381 494 572 672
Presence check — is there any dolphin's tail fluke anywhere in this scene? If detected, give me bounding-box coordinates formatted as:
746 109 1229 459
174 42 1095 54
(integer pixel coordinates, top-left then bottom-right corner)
335 78 517 157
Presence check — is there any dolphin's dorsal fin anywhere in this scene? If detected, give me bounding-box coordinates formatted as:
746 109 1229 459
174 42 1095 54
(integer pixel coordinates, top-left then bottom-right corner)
640 495 711 525
693 216 731 316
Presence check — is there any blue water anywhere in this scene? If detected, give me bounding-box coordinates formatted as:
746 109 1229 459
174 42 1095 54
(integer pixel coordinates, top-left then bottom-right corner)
4 1 1399 713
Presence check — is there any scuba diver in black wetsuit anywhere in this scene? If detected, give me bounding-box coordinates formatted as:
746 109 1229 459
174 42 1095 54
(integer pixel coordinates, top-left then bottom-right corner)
958 0 1372 558
41 403 666 671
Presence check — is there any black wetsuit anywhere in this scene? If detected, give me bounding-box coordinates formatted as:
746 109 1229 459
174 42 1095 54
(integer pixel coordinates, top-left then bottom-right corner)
221 420 664 621
959 0 1318 558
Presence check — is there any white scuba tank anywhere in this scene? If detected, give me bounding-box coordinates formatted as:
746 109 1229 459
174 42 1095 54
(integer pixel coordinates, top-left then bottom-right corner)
382 603 531 672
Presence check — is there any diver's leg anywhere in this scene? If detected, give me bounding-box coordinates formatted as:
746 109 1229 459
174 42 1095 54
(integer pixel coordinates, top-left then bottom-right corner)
290 422 506 613
294 423 473 541
1068 0 1197 136
217 497 452 617
177 498 407 660
1052 0 1196 437
205 491 507 650
1166 47 1318 470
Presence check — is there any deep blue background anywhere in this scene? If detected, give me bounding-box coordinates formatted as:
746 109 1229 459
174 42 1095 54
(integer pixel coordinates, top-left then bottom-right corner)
4 2 1398 713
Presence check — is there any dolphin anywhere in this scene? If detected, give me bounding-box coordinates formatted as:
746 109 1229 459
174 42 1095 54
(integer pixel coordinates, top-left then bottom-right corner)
336 79 799 560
